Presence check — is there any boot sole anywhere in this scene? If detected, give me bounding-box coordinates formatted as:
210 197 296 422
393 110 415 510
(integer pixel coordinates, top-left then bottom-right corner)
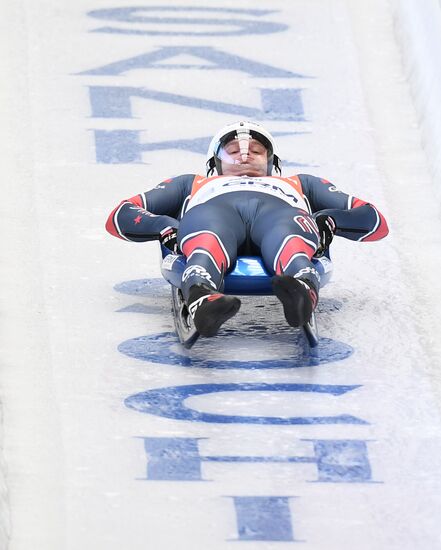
272 276 312 327
195 296 241 337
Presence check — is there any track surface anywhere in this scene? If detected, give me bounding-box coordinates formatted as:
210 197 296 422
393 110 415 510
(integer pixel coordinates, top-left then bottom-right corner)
1 1 441 549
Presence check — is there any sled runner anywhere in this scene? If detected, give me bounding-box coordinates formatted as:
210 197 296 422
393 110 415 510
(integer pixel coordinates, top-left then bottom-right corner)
160 246 333 350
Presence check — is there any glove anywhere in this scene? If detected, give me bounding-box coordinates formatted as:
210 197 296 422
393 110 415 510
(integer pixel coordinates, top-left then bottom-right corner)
314 214 336 257
159 226 179 253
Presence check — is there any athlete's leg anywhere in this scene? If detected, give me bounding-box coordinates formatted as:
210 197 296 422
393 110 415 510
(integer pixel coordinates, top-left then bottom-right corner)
251 200 321 326
177 198 246 336
178 199 246 301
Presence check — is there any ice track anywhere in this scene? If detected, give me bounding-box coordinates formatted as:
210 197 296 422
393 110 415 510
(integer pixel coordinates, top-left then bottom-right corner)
1 1 441 549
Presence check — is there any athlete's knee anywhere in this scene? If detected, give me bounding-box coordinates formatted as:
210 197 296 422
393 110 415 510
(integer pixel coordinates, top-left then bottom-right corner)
270 234 318 275
179 230 231 274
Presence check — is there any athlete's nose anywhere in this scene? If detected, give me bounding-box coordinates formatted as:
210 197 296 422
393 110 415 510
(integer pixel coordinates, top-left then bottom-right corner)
238 136 250 163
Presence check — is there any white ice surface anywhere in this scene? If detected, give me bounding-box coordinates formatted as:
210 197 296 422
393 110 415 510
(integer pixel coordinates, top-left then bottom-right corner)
1 1 441 549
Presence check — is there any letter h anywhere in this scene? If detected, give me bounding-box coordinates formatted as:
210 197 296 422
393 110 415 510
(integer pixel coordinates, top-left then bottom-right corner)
139 437 377 483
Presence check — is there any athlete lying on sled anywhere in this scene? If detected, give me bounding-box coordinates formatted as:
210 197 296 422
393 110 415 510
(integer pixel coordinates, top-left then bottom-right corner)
106 121 389 340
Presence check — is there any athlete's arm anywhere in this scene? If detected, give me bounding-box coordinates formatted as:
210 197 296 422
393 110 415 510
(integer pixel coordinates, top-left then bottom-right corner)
105 174 194 242
299 174 389 242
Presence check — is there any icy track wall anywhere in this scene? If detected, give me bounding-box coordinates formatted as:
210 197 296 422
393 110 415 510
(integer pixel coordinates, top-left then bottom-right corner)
394 0 441 188
0 407 9 548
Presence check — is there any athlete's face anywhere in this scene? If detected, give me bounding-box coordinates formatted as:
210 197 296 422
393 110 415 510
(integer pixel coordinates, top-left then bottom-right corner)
220 138 268 177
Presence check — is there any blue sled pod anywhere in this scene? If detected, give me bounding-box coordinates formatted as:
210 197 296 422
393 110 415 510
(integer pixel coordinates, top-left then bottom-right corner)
160 246 333 349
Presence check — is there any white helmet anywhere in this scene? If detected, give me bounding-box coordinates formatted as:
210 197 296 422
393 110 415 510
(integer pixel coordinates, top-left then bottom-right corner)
206 121 282 176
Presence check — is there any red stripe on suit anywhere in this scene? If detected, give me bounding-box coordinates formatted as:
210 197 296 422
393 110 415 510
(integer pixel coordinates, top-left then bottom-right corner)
182 233 228 272
105 195 144 240
351 197 389 241
276 236 316 275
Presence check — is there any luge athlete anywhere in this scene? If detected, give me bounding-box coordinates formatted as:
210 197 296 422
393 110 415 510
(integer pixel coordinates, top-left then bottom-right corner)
106 121 388 337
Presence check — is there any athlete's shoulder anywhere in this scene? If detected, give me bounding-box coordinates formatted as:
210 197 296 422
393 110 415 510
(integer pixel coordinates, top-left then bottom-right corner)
294 173 333 185
153 173 199 188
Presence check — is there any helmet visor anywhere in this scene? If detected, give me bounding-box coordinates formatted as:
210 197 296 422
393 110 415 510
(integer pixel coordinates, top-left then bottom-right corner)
214 130 274 176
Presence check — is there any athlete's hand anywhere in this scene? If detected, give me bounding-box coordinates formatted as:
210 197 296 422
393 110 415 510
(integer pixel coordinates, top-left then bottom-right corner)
159 226 179 253
314 214 336 256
